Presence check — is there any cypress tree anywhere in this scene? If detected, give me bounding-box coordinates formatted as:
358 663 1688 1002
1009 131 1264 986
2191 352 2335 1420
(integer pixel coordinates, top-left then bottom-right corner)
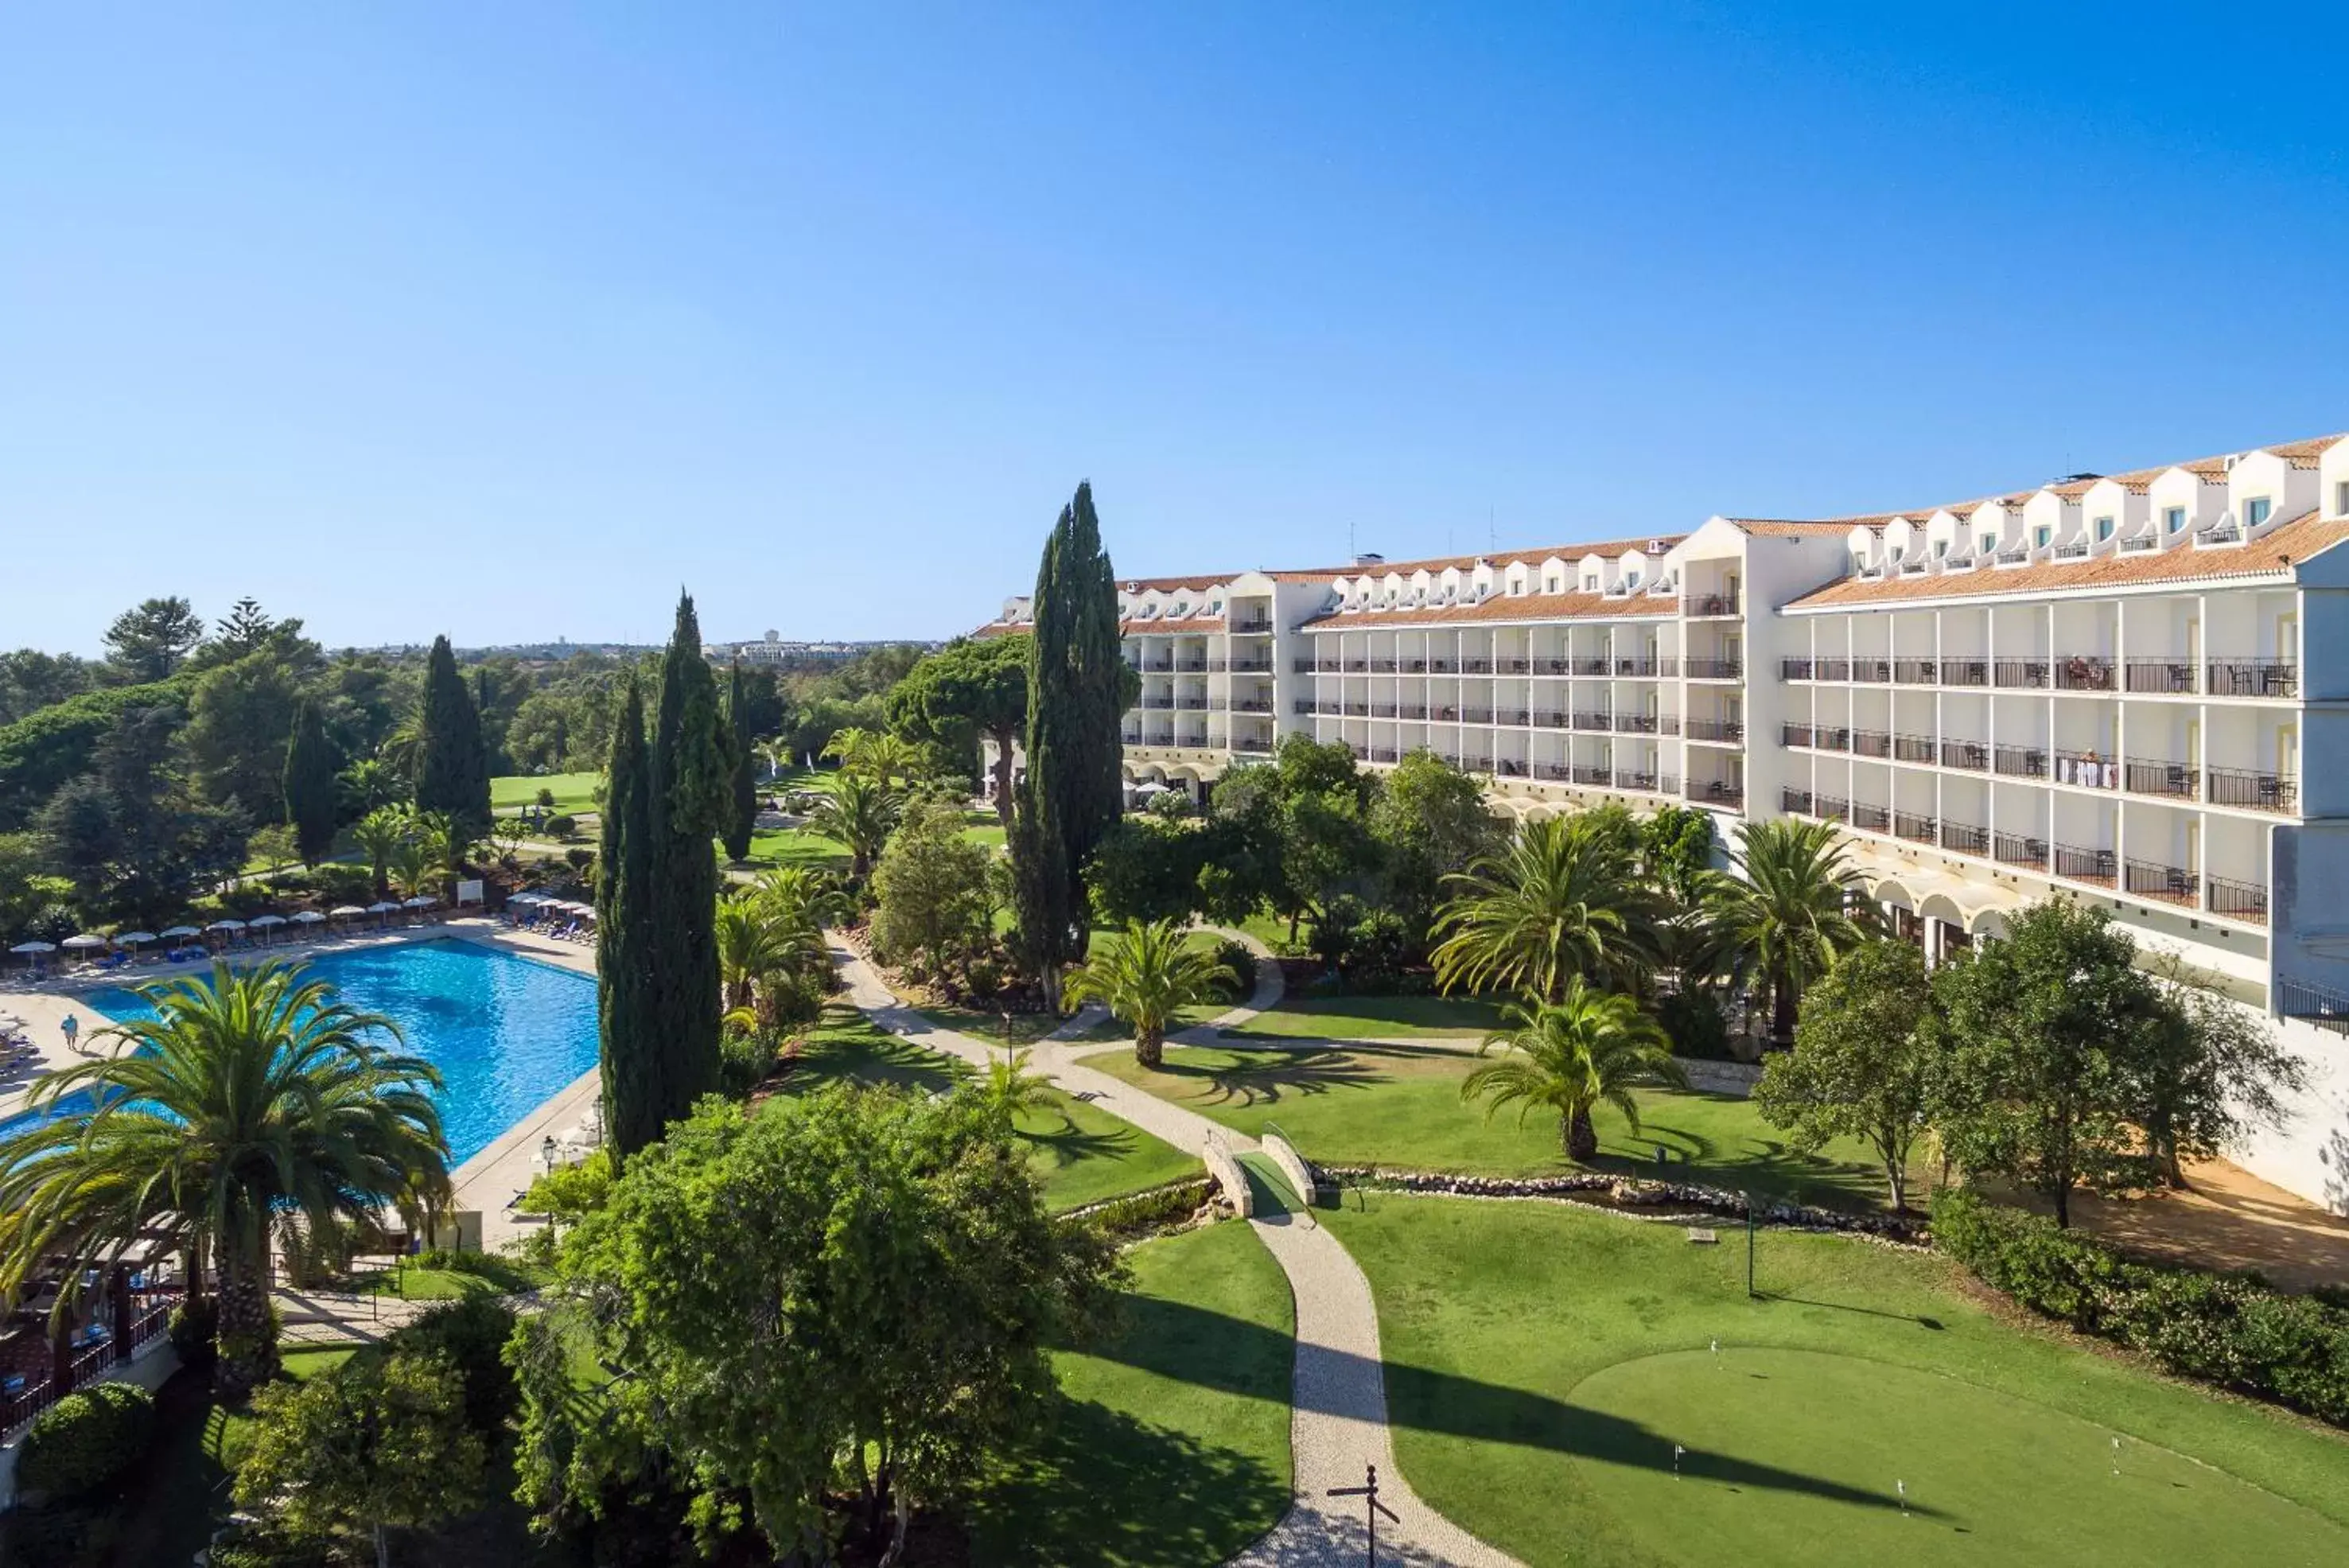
596 679 663 1161
645 592 727 1116
1014 482 1126 1008
282 698 340 868
721 660 757 863
415 635 491 842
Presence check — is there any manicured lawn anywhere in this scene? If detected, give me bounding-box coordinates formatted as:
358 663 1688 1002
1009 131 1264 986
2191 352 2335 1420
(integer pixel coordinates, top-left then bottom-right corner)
970 1219 1293 1566
737 824 852 870
775 1008 1199 1211
1090 1040 1908 1211
492 771 601 815
1320 1196 2349 1568
916 1003 1125 1048
347 1254 553 1300
1223 986 1511 1041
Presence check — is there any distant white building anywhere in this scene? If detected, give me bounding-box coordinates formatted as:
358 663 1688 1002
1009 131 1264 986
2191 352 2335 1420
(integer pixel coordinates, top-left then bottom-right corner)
704 632 936 667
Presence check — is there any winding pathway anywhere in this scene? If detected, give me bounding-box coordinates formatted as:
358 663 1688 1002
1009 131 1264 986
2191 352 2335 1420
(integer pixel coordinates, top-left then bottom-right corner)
830 935 1523 1568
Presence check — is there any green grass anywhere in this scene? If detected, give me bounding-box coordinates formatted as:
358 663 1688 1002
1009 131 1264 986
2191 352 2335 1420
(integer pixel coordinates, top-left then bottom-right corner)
492 771 601 815
1319 1195 2349 1568
1090 1039 1907 1211
736 824 852 870
916 1003 1124 1048
774 1007 1198 1211
346 1255 553 1300
1226 987 1510 1041
970 1219 1293 1566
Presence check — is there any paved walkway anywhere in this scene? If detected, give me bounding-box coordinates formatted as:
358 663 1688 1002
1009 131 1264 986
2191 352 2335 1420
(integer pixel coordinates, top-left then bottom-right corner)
832 941 1522 1568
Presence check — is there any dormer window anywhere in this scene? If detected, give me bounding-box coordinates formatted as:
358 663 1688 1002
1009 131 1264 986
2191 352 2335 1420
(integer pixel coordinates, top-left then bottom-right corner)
1979 532 1996 555
2034 526 2051 548
1583 574 1598 592
1932 539 1947 558
1546 576 1561 593
2337 481 2348 516
2246 497 2272 528
2165 506 2186 533
1850 552 1867 574
2094 516 2114 542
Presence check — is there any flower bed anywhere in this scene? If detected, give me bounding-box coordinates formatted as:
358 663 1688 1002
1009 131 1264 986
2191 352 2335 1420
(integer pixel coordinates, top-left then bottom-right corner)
1313 1164 1931 1243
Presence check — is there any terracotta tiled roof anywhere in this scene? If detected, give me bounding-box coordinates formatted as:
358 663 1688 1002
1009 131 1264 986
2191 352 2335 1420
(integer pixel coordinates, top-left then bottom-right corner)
1726 516 1906 536
1298 587 1678 631
1118 574 1230 593
1785 508 2347 610
2268 435 2342 469
1120 612 1227 635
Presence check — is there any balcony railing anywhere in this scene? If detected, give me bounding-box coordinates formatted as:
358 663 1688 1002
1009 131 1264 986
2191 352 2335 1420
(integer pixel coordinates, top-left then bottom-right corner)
1499 707 1532 725
1616 656 1674 677
1572 711 1613 731
1853 729 1892 758
2125 760 2198 800
1365 745 1397 762
1534 761 1571 781
1534 657 1571 675
2053 539 2090 560
1141 696 1175 710
1941 820 1989 855
1292 701 1320 716
1464 658 1495 675
1895 811 1938 842
2055 750 2120 788
1176 697 1208 710
1686 658 1744 680
1781 722 1813 749
1942 658 1989 687
1782 787 1814 815
1501 658 1531 674
1461 708 1495 724
1231 698 1272 714
1620 770 1663 793
1850 657 1892 683
1573 656 1612 675
1344 659 1369 673
1615 712 1660 733
1997 543 2031 564
1344 702 1370 717
1993 744 2048 779
2054 656 2117 691
1428 658 1456 674
1370 658 1398 673
2195 519 2241 546
1689 592 1740 617
2125 659 2195 694
1534 710 1567 728
2125 859 2199 907
1572 765 1612 786
1894 658 1939 686
1994 832 2048 869
1496 758 1529 777
1814 793 1849 820
1227 617 1274 635
1176 658 1208 673
2054 842 2117 886
1893 733 1937 764
1657 714 1682 735
2207 767 2296 813
2208 876 2269 925
1687 779 1744 807
1994 658 2050 689
1812 724 1852 751
1814 656 1852 682
2278 979 2349 1035
1781 658 1814 681
2206 659 2299 698
2118 532 2157 552
1294 659 1320 674
1850 801 1891 831
1141 659 1174 673
1371 703 1398 718
1686 718 1744 743
1940 739 1989 772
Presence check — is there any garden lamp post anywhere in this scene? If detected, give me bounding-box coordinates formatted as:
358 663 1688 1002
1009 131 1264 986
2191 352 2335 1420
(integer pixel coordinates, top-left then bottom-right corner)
1328 1462 1398 1566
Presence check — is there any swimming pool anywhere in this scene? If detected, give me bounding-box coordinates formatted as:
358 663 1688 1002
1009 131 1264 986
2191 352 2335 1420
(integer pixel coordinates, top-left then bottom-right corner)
29 941 599 1166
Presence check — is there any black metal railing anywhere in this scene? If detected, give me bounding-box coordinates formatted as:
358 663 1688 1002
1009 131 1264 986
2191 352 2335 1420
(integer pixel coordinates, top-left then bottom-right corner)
1942 658 1989 687
1616 656 1674 677
1657 714 1682 735
1534 657 1571 675
2207 767 2296 813
1815 657 1853 682
1894 658 1939 685
1812 725 1852 751
1893 733 1937 764
2206 659 2298 698
1814 793 1850 821
1941 820 1989 855
2125 859 2199 906
1782 788 1814 815
1781 722 1813 749
1895 811 1938 842
1573 656 1612 675
1685 658 1744 680
1690 592 1740 617
1620 770 1663 792
2055 750 2120 788
1572 765 1612 786
1687 779 1744 807
1940 739 1989 771
2125 659 2195 694
2054 656 2117 691
1686 718 1744 743
2207 877 2269 924
1850 801 1891 831
1615 712 1660 733
1464 658 1495 675
1994 832 2048 869
1781 658 1814 681
1853 729 1892 758
1849 657 1892 683
2054 843 2118 885
2278 979 2349 1035
1460 708 1494 724
1994 658 2050 688
2125 760 2199 800
1534 710 1566 728
1993 745 2048 779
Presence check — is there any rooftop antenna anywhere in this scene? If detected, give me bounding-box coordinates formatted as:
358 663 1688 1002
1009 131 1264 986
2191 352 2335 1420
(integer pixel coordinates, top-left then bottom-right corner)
1348 519 1355 562
1489 504 1496 555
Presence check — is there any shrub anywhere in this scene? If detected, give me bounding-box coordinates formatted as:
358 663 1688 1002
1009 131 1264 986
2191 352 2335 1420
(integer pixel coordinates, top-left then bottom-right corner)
563 846 594 874
1067 1177 1215 1239
546 814 578 839
386 1297 520 1431
169 1295 221 1370
1932 1189 2349 1426
1655 986 1733 1060
1341 911 1410 989
721 1031 777 1096
1308 895 1364 971
315 863 373 903
17 1381 156 1500
535 787 557 810
1209 938 1256 1002
1145 789 1193 820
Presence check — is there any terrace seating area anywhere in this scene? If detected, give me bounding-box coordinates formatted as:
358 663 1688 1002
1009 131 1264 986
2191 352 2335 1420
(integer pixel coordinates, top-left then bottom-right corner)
1 1243 182 1445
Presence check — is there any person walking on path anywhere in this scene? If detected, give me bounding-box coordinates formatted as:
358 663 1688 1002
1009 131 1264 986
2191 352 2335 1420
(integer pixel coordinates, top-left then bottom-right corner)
60 1013 79 1056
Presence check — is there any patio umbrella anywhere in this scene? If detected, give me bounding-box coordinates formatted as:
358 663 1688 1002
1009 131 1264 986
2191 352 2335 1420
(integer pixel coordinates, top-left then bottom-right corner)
403 895 438 909
507 891 544 905
8 940 56 955
248 913 287 946
329 905 367 920
367 902 400 923
290 910 327 926
61 933 110 951
205 919 247 932
159 925 200 940
115 932 156 949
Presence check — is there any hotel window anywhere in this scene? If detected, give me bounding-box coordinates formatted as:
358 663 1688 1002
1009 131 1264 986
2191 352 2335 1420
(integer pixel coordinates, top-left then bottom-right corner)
2094 516 2114 542
1980 533 1996 556
1546 576 1561 593
2164 506 2186 533
2338 481 2349 516
1583 574 1598 592
2034 526 2051 548
2246 497 2272 528
1933 539 1947 558
1850 552 1866 574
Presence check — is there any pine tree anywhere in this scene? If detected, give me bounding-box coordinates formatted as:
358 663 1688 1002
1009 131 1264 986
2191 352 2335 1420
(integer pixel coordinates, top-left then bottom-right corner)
415 636 491 842
722 660 757 863
596 679 662 1160
646 593 726 1118
1013 482 1126 1009
282 698 340 868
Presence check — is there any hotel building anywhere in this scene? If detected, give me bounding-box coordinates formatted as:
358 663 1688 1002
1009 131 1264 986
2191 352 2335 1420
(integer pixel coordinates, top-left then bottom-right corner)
979 433 2349 1213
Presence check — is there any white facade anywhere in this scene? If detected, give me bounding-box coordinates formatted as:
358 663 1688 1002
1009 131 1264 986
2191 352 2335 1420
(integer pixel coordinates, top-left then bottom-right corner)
980 432 2349 1213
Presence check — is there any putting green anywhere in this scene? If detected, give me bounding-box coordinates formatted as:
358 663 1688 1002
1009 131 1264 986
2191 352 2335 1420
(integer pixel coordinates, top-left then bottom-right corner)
1568 1348 2346 1567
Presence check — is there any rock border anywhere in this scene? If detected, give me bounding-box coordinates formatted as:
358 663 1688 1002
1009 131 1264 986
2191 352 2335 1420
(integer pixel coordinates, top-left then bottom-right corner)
1313 1165 1931 1243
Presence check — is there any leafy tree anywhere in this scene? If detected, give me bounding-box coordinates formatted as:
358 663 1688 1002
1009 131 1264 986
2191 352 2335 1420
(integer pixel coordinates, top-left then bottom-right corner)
1062 917 1235 1068
1087 815 1212 927
821 726 923 787
1370 749 1503 943
1640 802 1715 903
0 676 193 832
35 704 250 926
184 648 304 815
414 635 491 842
714 887 827 1027
1755 937 1939 1210
0 961 449 1395
282 698 341 867
2133 971 2307 1189
101 596 204 683
1013 483 1126 1010
1462 977 1687 1160
1703 818 1876 1047
889 633 1029 829
0 648 95 726
510 1089 1118 1562
234 1350 484 1568
1931 901 2172 1227
721 661 757 862
809 768 903 880
212 596 277 659
351 805 410 897
1432 812 1666 1002
869 797 994 979
0 831 73 940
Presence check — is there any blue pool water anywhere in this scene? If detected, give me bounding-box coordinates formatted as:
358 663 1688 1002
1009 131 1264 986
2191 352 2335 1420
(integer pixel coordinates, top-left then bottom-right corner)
29 942 599 1165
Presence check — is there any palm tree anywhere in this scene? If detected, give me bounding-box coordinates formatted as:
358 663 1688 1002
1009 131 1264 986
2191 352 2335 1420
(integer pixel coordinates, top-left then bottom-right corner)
715 894 807 1012
809 771 903 880
1703 819 1877 1049
979 1046 1056 1124
351 807 411 897
1462 978 1688 1160
336 758 403 820
822 727 922 788
1431 813 1667 1003
0 962 449 1395
749 866 854 934
1061 919 1235 1069
378 710 426 783
388 836 439 901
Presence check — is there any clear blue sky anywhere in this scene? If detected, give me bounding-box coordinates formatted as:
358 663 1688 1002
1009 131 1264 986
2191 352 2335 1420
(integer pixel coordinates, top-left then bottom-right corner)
6 4 2346 652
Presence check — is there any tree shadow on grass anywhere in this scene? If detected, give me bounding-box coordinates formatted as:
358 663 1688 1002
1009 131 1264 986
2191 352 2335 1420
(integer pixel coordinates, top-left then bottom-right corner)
970 1391 1289 1568
781 1013 965 1099
1082 1293 1942 1520
1018 1116 1143 1169
1149 1048 1393 1110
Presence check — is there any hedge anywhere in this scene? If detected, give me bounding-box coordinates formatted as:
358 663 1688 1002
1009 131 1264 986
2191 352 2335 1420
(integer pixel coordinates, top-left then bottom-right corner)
16 1380 157 1500
1932 1188 2349 1427
1064 1176 1217 1239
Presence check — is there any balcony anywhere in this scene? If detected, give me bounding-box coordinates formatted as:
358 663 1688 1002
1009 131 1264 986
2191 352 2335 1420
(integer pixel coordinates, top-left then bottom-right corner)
2119 532 2160 553
2280 979 2349 1035
2125 760 2198 800
1228 617 1274 635
1895 811 1938 842
1941 820 1989 856
1620 770 1663 793
1940 739 1989 772
1231 698 1272 714
1293 659 1320 675
1686 718 1745 744
1687 779 1744 808
1614 712 1660 733
1572 765 1613 786
1573 656 1612 676
1370 657 1398 673
2054 656 2117 691
1344 702 1370 717
1534 710 1567 728
2125 659 2195 694
1850 657 1892 683
1893 733 1936 764
1814 793 1850 821
1141 696 1175 710
1229 657 1273 674
1993 744 2048 779
1812 724 1852 751
1894 658 1939 686
1461 708 1495 724
1572 710 1613 732
2055 750 2120 789
1366 745 1398 763
1121 728 1142 745
1997 543 2031 565
2207 659 2298 698
1343 659 1369 673
1176 658 1208 673
1291 700 1319 716
2208 876 2269 925
1534 761 1571 782
1617 656 1671 678
1495 758 1528 777
2053 539 2090 560
1853 729 1892 758
2207 767 2296 814
2194 519 2242 547
1176 697 1208 711
1781 722 1813 749
1428 658 1457 674
1686 658 1744 680
1499 708 1532 726
1500 658 1531 675
1371 702 1398 718
1232 740 1275 756
1534 657 1571 675
1994 659 2051 689
2125 859 2200 909
1850 801 1891 832
1993 831 2048 870
2053 843 2117 886
1942 658 1989 687
1657 714 1682 736
1781 657 1814 681
1464 658 1495 675
1689 591 1741 617
1141 659 1175 674
1401 704 1429 721
1781 787 1814 815
1815 657 1853 682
